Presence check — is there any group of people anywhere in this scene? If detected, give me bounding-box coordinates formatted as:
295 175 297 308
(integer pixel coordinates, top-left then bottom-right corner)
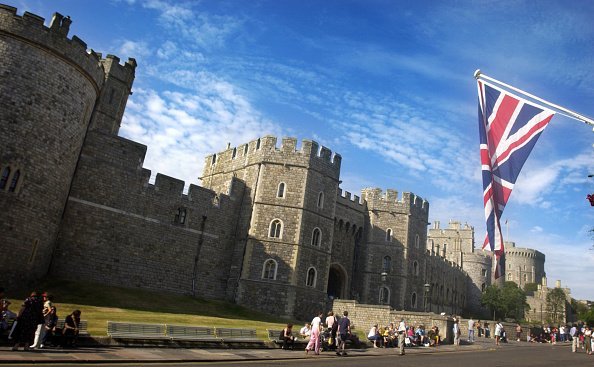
280 310 355 356
367 322 441 350
0 287 83 350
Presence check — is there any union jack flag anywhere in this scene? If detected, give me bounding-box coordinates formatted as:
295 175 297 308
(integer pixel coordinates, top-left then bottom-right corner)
477 80 555 279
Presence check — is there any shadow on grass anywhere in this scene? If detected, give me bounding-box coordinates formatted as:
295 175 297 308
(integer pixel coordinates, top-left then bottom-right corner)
15 277 290 324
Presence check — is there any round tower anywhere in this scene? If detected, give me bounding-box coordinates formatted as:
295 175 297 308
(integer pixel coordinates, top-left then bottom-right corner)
0 6 105 286
463 252 492 317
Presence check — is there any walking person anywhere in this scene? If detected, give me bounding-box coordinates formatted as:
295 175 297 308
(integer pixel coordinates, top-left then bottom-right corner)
584 326 592 355
397 318 407 355
468 317 475 343
336 310 350 356
570 324 578 352
494 320 503 346
305 311 323 355
453 318 461 346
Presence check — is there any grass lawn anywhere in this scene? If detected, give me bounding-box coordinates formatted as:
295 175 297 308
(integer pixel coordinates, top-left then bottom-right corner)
7 278 298 338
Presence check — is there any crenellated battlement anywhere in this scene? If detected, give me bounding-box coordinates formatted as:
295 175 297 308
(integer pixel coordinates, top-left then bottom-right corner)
336 188 365 211
0 5 106 91
202 136 342 179
361 187 429 213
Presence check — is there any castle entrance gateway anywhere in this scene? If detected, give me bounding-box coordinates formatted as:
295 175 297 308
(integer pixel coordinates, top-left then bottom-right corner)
327 264 347 299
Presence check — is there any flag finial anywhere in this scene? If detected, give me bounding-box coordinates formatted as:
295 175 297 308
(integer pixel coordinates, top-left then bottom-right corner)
474 69 482 79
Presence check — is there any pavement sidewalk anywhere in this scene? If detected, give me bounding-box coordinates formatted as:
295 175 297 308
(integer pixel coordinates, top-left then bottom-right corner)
0 339 504 364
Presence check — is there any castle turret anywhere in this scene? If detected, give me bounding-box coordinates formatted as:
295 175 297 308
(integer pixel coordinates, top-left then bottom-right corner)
0 6 105 286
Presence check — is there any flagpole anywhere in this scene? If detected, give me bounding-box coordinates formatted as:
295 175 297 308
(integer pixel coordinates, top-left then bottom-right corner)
474 69 594 127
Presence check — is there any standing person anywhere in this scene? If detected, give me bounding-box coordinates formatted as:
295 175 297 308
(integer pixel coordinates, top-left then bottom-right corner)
570 324 578 352
477 320 483 337
494 320 503 346
305 311 323 355
515 323 522 342
584 326 592 355
468 317 475 343
325 311 337 350
453 318 461 346
11 292 44 351
281 323 295 350
397 318 407 356
484 321 490 338
40 306 58 348
31 293 53 349
336 310 350 356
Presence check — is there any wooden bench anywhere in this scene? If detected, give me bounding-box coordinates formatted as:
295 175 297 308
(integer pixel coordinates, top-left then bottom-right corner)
267 329 308 347
166 325 220 342
107 321 167 340
56 319 89 336
216 327 261 343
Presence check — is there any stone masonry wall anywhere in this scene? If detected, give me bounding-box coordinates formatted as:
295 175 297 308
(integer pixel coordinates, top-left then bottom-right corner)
0 5 104 287
52 130 243 298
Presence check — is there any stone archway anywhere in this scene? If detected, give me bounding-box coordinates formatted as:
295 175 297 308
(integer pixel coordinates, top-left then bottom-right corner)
327 264 347 299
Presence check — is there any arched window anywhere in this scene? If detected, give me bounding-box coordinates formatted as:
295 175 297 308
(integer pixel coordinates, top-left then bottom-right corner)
0 167 10 190
256 138 261 150
507 272 513 281
442 243 447 256
262 259 277 280
523 274 527 282
379 287 390 304
175 207 187 224
317 192 324 208
232 147 237 159
382 256 391 272
211 154 217 165
386 228 393 242
415 234 420 248
277 182 286 198
481 283 486 292
413 261 419 276
311 228 321 247
411 292 417 308
306 267 317 287
269 219 282 238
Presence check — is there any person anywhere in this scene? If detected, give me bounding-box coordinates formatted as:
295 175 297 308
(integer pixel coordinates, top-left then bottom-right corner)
0 287 14 333
40 306 58 348
570 324 578 352
11 292 44 351
415 325 427 346
281 323 295 350
468 317 475 343
584 326 592 355
453 318 461 346
397 318 407 355
336 310 350 356
367 323 382 348
476 320 483 337
305 311 323 355
31 292 54 349
484 321 490 338
325 311 337 350
515 323 522 342
62 310 82 348
559 325 566 343
299 323 311 339
494 320 503 346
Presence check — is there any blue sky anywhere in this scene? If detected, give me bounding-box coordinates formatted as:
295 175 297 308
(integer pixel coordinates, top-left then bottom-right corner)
16 0 593 300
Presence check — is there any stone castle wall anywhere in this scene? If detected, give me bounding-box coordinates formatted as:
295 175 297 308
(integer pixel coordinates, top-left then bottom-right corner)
51 130 244 299
504 242 545 288
0 5 106 287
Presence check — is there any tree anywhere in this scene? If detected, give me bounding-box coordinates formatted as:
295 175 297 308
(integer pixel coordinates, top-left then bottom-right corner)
524 282 538 294
481 282 529 320
546 288 567 325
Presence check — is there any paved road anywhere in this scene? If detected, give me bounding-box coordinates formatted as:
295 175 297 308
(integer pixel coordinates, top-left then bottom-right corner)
1 340 591 367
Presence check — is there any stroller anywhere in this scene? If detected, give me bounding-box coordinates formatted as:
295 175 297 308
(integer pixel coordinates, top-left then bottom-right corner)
500 329 508 343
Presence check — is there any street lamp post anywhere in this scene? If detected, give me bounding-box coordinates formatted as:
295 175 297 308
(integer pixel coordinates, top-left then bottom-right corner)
424 283 431 312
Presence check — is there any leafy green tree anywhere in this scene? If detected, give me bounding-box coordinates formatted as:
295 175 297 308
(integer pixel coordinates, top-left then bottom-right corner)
481 285 502 319
578 304 594 325
500 281 530 320
546 288 567 324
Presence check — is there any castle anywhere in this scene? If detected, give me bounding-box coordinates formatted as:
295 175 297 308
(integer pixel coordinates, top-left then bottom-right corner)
0 6 565 321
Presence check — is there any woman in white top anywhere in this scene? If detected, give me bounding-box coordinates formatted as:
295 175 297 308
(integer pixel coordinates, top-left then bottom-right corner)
494 321 503 345
305 312 323 355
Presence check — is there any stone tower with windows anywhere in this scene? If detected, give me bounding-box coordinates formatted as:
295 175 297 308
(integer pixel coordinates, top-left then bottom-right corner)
200 136 342 318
